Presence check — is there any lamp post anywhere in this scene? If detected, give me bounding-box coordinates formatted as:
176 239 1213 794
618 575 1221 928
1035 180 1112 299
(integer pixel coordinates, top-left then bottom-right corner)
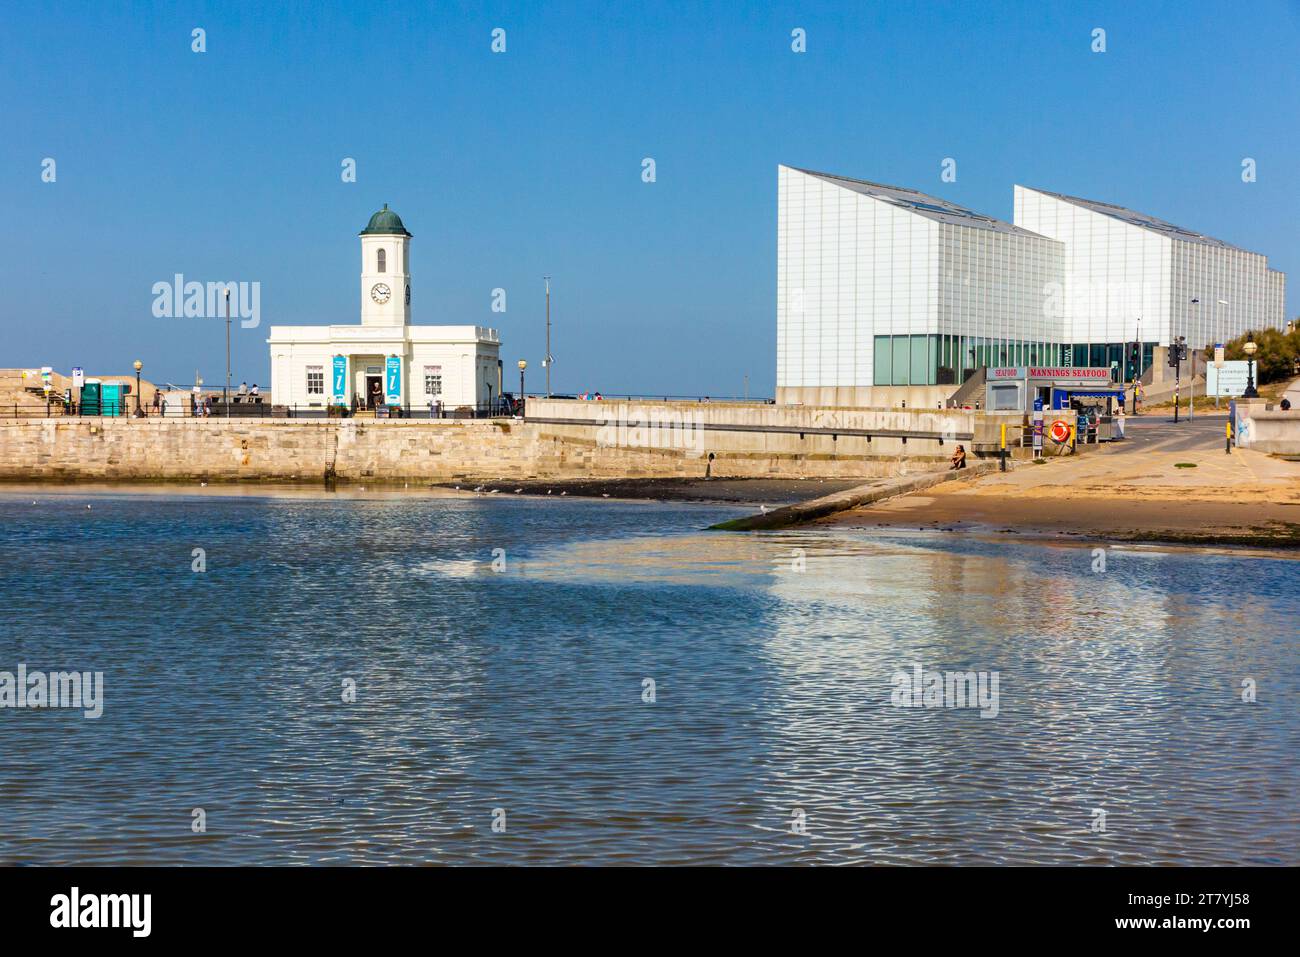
133 360 143 417
1242 333 1259 398
543 278 552 397
517 359 527 413
1130 317 1142 410
1212 299 1229 409
224 289 231 418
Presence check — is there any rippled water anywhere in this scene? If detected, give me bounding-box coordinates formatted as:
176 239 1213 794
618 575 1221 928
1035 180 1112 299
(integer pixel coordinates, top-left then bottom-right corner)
0 488 1295 865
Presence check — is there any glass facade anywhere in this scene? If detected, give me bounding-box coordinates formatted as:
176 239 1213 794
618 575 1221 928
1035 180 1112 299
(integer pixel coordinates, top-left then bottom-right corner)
874 336 1158 385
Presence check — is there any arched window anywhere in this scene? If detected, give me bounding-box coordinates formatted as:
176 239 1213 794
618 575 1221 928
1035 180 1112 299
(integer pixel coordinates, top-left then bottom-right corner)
377 248 387 273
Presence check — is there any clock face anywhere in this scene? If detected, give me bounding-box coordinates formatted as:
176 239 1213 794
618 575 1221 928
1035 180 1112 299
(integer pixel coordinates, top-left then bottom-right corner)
370 283 391 304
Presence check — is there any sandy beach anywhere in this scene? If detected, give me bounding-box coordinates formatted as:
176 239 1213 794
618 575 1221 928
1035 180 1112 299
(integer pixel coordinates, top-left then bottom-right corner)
824 415 1300 549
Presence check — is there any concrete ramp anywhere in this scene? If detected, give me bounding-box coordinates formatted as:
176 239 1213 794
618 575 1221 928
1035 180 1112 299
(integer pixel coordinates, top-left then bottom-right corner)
710 461 996 531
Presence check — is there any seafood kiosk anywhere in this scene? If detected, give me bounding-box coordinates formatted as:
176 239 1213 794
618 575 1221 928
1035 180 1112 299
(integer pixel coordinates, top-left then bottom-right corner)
985 366 1128 442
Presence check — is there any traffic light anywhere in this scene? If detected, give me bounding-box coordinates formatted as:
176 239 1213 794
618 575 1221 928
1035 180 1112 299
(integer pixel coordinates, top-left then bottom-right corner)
1168 337 1187 367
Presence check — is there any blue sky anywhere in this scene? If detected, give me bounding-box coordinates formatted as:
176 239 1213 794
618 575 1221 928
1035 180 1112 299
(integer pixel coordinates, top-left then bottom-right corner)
2 0 1297 396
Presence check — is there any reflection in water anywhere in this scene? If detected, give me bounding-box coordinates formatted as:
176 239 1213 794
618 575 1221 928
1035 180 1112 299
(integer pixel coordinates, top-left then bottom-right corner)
0 491 1294 865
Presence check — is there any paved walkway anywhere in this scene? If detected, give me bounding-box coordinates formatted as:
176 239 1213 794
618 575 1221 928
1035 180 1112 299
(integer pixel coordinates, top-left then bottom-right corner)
963 413 1299 504
1284 376 1300 409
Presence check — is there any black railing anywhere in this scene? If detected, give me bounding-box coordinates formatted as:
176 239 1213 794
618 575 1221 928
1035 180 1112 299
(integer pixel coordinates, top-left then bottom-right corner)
1 399 518 419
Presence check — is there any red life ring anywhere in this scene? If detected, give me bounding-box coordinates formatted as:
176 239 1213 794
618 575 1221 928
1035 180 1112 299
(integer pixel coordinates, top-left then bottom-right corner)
1050 419 1071 443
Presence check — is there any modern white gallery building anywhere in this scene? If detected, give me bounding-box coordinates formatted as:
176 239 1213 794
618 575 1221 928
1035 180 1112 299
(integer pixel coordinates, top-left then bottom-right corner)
776 165 1288 407
268 205 502 411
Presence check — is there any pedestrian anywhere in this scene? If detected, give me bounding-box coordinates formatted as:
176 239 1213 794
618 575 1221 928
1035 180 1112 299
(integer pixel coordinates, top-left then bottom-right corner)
152 390 160 415
160 395 168 417
250 383 260 401
949 444 967 470
190 393 197 416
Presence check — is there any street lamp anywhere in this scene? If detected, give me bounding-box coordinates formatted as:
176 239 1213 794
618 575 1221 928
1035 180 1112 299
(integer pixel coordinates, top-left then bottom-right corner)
1213 300 1228 408
1242 333 1259 398
517 359 527 408
224 289 232 419
133 360 144 416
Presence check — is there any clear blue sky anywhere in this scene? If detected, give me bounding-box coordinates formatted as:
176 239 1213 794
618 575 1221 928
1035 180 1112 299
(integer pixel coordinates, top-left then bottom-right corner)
2 0 1297 396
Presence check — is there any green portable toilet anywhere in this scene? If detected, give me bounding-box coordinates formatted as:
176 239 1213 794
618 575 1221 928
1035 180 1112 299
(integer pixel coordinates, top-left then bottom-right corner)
80 380 102 416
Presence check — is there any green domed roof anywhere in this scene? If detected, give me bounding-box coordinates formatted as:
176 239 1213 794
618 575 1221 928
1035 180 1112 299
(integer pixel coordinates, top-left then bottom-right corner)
359 203 411 237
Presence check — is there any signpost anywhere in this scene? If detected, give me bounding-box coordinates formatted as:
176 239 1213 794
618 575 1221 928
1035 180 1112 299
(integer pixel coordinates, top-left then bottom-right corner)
1207 361 1250 399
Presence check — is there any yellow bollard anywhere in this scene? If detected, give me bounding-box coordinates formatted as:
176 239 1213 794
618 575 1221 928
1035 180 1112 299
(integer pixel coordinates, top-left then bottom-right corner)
1225 419 1232 454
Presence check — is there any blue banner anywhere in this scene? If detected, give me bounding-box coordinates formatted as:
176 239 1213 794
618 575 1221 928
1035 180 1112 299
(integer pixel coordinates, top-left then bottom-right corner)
385 356 401 405
332 355 347 404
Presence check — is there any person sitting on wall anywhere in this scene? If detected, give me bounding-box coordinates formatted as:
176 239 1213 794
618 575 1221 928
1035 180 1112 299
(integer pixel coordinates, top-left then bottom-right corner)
949 445 967 470
1282 397 1293 412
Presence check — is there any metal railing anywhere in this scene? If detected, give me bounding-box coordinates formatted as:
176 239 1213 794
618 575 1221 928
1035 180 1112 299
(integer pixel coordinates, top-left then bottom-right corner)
1 399 518 420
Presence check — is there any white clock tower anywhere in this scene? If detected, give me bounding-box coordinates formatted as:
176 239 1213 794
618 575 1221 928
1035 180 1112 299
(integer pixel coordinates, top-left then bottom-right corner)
359 204 412 326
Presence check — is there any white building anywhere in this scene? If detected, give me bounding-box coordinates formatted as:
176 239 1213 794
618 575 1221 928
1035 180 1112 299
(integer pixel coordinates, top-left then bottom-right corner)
1014 186 1287 376
268 205 501 411
776 165 1288 407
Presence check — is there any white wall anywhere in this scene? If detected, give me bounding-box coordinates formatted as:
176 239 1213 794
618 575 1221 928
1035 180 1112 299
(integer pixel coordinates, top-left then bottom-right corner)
778 165 938 391
1015 186 1170 347
1016 186 1284 347
935 221 1063 351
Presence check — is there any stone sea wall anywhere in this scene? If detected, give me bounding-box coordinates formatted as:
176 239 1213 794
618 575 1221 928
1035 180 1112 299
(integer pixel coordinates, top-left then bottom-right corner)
0 405 961 485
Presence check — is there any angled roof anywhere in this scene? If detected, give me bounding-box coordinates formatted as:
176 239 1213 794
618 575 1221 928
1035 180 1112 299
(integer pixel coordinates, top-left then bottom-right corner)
1018 186 1243 250
789 166 1048 238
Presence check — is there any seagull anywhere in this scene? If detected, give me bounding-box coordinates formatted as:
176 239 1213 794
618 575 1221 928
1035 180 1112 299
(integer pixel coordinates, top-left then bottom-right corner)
547 489 552 495
514 488 522 493
602 493 610 498
760 505 769 514
561 491 567 496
